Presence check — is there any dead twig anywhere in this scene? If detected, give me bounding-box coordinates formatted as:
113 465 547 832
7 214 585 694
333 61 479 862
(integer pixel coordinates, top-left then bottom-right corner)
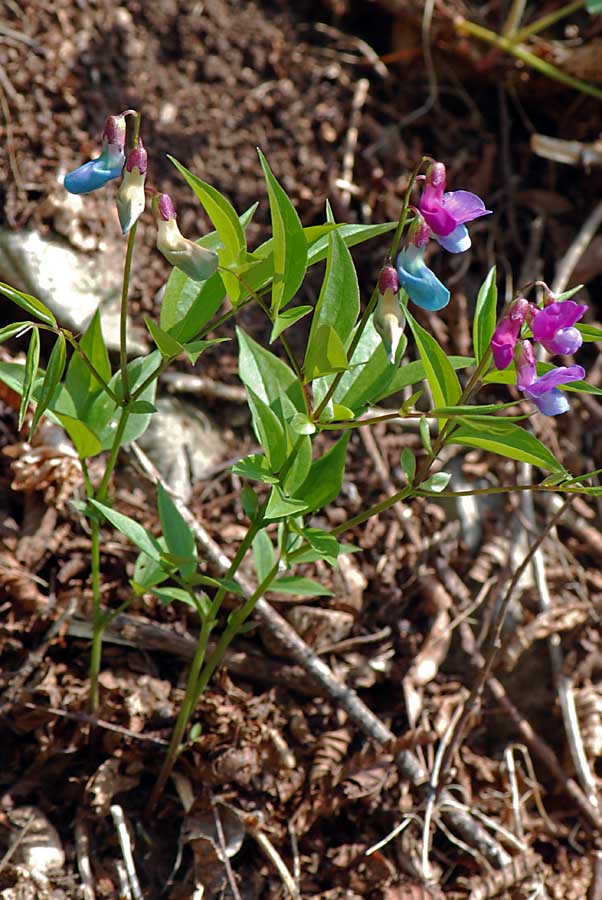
338 77 369 211
75 812 96 900
110 805 143 900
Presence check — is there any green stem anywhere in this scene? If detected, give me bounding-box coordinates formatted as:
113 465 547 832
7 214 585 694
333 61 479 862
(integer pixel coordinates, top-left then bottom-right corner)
62 332 121 405
192 560 280 706
89 517 103 713
119 224 138 404
455 16 602 100
95 407 131 502
513 0 584 43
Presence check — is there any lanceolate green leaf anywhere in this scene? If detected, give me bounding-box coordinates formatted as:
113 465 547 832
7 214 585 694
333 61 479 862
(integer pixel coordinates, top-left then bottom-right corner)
272 576 333 597
270 306 313 342
90 500 164 561
406 311 462 408
303 229 359 383
373 356 474 404
157 483 197 580
473 266 497 364
169 156 245 262
449 423 567 474
258 149 308 313
55 414 102 459
63 310 111 416
237 327 305 413
0 282 56 326
145 318 184 358
253 529 276 584
30 332 66 436
18 328 40 430
294 432 350 512
246 387 287 470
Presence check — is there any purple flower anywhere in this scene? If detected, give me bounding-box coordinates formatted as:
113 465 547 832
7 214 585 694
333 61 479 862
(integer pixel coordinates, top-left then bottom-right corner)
64 115 126 195
531 300 587 356
419 162 491 253
490 298 530 370
396 215 449 311
116 138 148 235
515 340 585 416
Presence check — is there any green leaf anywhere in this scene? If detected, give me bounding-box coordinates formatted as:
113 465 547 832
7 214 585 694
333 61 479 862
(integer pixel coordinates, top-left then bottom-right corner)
449 423 567 474
473 266 497 364
373 356 474 404
258 149 308 313
246 387 287 470
169 156 245 262
157 483 197 580
400 448 416 483
406 311 462 409
128 400 156 414
253 529 276 583
305 221 396 266
299 527 344 567
0 321 32 343
419 471 451 492
420 417 433 453
145 318 184 358
63 310 111 417
288 413 316 435
55 414 102 459
270 306 313 342
294 432 350 512
577 323 602 342
241 484 259 517
90 500 164 560
304 229 359 382
18 328 40 430
265 486 308 519
272 576 333 597
0 282 56 326
334 317 407 413
282 434 312 496
556 285 584 301
586 0 602 14
133 542 170 591
183 337 228 364
231 453 279 484
237 327 305 414
304 324 349 381
30 332 66 436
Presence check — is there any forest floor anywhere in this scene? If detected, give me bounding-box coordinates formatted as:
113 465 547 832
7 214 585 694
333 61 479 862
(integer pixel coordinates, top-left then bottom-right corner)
2 1 602 897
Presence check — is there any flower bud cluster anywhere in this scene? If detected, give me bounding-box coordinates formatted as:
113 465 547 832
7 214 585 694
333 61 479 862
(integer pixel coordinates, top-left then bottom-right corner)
491 293 587 416
63 110 217 282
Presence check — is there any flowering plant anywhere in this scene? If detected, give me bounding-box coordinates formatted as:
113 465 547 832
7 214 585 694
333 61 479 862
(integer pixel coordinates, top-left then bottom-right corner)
1 114 601 817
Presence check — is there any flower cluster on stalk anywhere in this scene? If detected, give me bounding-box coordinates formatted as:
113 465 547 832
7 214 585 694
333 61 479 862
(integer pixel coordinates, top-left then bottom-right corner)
63 111 218 282
491 293 586 416
374 160 491 363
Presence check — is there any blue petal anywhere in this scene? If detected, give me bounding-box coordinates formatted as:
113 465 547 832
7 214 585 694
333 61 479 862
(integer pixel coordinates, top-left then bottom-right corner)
435 224 471 254
529 388 570 416
64 154 124 195
396 252 450 311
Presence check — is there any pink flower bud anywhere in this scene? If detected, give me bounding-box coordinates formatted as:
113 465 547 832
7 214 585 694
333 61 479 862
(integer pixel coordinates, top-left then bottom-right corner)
378 264 399 296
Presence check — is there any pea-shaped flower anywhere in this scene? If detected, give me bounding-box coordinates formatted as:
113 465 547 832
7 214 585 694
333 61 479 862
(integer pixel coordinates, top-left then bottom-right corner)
490 298 530 370
419 161 491 253
154 193 218 282
64 115 126 195
116 139 147 235
531 300 587 356
373 264 405 364
515 339 585 416
396 214 450 311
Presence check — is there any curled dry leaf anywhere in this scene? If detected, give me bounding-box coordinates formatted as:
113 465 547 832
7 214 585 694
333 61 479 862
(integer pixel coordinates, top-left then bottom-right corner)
501 603 590 672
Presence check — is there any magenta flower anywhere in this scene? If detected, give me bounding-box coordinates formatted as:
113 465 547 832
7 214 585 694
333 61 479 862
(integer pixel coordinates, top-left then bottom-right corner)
515 340 585 416
419 162 491 253
531 300 587 356
490 298 530 370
